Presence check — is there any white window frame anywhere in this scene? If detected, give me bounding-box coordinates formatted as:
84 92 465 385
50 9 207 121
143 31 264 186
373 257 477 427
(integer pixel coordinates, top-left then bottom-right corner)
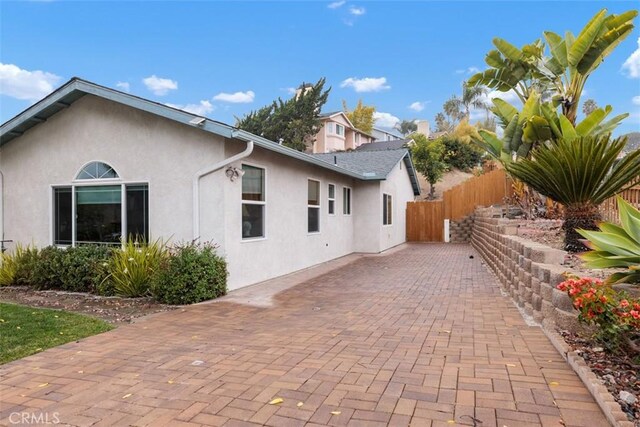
241 162 267 242
325 122 333 137
335 123 345 136
50 180 151 247
328 183 336 216
343 186 352 216
383 193 393 226
308 178 321 234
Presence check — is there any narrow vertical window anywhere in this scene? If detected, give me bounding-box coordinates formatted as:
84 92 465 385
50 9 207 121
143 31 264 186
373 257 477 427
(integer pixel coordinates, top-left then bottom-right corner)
328 184 335 215
383 193 393 225
242 165 266 239
343 187 352 215
53 187 72 245
126 184 149 241
308 179 320 233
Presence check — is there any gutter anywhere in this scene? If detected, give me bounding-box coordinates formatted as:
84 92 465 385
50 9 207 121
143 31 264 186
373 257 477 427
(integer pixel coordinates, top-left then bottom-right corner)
192 131 254 240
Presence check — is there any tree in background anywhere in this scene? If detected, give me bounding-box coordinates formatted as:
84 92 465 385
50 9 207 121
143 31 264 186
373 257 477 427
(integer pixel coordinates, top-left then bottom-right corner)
342 100 375 134
434 112 455 133
582 99 598 116
236 78 330 151
410 133 447 199
450 82 489 119
396 120 418 136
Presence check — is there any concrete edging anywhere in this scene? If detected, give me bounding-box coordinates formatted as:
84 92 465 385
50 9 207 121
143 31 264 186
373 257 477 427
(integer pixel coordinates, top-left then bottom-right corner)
542 327 634 427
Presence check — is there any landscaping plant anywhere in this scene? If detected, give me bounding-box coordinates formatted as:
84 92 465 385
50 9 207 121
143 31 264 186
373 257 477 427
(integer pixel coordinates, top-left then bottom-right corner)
557 277 640 355
104 238 166 297
12 244 40 286
506 135 640 251
152 241 227 305
410 133 447 199
0 250 18 286
579 197 640 284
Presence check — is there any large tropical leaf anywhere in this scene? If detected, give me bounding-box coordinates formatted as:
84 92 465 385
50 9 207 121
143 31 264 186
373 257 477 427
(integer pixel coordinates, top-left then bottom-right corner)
502 114 519 152
578 23 634 74
468 68 517 92
544 31 568 67
568 9 607 67
559 114 578 140
522 115 552 144
592 113 629 135
485 50 505 68
491 98 518 126
540 103 562 139
493 38 523 61
575 105 612 136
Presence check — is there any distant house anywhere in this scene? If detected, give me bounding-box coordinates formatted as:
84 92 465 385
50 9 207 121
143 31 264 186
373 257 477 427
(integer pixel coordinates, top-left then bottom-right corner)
0 78 420 290
356 139 412 152
371 127 404 142
313 111 375 153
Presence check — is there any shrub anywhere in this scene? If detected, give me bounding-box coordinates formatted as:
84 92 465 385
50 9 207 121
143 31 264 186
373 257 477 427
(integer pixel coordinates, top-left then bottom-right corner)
0 251 18 286
152 242 227 305
105 239 166 297
60 246 112 293
441 136 483 171
557 276 640 354
31 246 65 290
12 244 40 286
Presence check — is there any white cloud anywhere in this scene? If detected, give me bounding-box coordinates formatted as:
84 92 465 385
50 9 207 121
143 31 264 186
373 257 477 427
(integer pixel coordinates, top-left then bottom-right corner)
622 37 640 78
340 77 390 93
409 101 426 112
0 63 61 101
282 87 297 95
142 75 178 96
455 66 480 75
166 100 214 116
373 112 400 128
468 89 521 122
115 81 130 92
213 90 255 103
327 0 345 9
631 95 640 106
349 5 365 15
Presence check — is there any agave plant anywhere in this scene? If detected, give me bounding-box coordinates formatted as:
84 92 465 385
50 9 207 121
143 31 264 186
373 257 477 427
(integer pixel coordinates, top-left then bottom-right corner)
506 135 640 252
579 197 640 284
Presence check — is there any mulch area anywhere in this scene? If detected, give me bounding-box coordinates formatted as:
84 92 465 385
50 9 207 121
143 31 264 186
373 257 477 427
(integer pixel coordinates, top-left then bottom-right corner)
0 286 176 324
515 220 640 425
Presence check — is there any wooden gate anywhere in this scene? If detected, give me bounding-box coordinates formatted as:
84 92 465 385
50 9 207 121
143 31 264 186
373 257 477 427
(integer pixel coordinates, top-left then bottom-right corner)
406 169 511 242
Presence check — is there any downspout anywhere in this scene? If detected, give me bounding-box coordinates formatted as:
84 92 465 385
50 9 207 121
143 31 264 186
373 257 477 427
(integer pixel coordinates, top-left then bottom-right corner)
192 133 254 240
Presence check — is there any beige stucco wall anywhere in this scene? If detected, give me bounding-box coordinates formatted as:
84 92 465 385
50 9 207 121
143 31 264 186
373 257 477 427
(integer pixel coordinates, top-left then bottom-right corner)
0 95 416 290
379 160 415 251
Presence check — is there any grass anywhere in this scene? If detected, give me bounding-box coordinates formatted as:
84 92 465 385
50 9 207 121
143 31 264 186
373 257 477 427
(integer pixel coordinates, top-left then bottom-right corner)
0 303 114 364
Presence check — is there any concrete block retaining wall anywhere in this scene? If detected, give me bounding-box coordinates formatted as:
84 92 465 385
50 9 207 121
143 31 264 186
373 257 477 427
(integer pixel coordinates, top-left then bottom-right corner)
450 214 474 243
471 207 583 332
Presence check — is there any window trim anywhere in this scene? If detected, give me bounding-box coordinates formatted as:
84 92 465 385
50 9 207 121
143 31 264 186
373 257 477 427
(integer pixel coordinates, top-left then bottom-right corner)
383 193 393 226
343 186 352 216
335 123 345 136
50 180 151 247
73 160 121 182
327 183 336 216
241 162 267 242
307 178 321 234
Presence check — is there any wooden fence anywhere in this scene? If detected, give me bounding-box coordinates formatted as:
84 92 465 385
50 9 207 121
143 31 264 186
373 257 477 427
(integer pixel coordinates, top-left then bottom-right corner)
600 184 640 223
406 169 511 242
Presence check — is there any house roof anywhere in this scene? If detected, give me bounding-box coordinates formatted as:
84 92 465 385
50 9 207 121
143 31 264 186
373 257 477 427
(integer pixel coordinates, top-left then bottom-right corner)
317 111 374 138
0 78 419 194
311 149 420 195
355 139 411 152
372 127 404 139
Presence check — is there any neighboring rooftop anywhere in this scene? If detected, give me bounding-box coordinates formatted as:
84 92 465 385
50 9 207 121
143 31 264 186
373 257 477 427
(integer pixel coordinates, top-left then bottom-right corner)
355 139 410 152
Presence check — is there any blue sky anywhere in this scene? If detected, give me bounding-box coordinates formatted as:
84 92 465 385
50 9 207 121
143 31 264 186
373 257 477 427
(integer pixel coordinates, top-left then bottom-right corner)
1 1 639 135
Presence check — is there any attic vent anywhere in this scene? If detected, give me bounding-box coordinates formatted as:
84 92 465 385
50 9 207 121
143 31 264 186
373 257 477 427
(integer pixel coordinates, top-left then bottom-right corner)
363 172 375 177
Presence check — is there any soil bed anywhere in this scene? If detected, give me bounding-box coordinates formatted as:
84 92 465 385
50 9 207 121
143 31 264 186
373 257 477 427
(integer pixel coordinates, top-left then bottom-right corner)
560 330 640 426
0 286 176 324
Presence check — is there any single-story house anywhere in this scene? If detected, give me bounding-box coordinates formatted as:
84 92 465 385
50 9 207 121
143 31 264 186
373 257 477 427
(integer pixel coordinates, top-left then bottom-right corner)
0 78 420 290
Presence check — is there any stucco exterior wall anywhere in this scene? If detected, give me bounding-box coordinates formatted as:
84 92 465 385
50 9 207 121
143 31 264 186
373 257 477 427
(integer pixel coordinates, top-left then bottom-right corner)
0 95 417 290
0 95 227 249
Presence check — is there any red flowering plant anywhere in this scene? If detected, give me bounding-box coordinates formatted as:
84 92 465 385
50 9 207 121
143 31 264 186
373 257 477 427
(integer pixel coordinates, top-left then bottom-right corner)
557 276 640 355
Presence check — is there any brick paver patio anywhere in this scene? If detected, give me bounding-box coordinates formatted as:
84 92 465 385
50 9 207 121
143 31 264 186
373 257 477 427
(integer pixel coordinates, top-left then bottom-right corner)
0 244 608 426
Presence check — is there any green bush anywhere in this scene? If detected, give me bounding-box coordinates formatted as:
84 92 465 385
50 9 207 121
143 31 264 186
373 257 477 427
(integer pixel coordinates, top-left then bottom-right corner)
152 242 227 305
13 245 40 286
61 246 112 293
105 239 166 297
31 246 65 290
441 136 483 171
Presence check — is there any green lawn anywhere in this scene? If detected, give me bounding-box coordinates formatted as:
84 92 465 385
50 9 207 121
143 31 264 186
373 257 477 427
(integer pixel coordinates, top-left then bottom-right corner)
0 303 114 364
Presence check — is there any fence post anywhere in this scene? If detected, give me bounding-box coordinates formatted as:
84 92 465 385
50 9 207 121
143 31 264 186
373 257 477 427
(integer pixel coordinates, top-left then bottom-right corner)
444 219 450 243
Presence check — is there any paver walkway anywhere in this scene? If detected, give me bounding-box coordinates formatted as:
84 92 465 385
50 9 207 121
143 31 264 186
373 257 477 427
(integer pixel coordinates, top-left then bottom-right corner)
0 244 608 427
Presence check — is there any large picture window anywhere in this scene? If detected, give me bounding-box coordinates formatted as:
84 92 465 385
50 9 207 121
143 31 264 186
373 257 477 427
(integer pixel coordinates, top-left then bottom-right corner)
54 184 149 245
308 179 320 233
242 164 265 239
383 193 393 225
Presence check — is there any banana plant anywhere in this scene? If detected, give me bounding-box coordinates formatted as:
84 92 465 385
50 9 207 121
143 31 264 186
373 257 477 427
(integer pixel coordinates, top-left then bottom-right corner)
579 197 640 284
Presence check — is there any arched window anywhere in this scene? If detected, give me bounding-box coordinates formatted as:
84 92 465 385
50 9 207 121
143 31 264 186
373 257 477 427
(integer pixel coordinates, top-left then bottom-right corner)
76 162 119 180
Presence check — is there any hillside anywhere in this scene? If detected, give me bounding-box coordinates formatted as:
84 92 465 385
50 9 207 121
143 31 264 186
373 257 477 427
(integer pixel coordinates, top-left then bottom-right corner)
623 132 640 152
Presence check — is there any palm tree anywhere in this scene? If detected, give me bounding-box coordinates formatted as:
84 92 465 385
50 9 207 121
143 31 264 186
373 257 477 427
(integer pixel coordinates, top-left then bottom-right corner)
460 82 489 118
506 135 640 252
582 99 598 116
